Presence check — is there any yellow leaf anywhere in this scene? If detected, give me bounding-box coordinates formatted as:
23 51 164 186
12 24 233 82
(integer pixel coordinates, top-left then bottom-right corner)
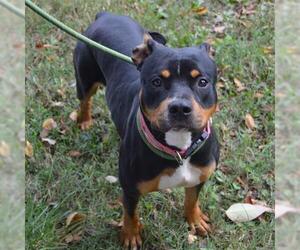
0 141 10 157
262 46 273 54
42 118 57 130
25 141 33 157
193 6 208 15
69 110 78 122
245 114 256 129
66 212 86 227
234 78 246 92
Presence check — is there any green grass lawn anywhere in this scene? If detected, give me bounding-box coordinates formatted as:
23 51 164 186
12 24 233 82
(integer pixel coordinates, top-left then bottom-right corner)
25 1 274 249
0 0 24 249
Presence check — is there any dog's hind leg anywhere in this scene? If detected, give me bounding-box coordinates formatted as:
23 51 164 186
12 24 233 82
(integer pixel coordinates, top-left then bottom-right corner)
73 41 105 130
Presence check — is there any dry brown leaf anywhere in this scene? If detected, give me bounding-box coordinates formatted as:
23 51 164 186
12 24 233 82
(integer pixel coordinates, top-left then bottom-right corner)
234 78 246 92
275 201 300 219
69 110 78 122
25 141 33 157
193 6 208 16
68 150 81 157
0 141 10 157
254 92 264 98
236 176 247 189
216 81 225 89
245 114 256 129
42 118 57 130
66 212 86 227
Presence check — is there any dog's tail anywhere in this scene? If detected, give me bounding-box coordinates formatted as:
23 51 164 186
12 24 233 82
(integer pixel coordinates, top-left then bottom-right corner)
95 11 108 20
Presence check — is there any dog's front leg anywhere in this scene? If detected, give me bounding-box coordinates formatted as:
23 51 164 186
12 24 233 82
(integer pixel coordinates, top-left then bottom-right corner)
121 191 142 249
184 184 211 236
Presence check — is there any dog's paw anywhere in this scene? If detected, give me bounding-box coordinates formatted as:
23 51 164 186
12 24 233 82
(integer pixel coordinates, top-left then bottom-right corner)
186 207 211 236
78 119 93 130
121 223 143 249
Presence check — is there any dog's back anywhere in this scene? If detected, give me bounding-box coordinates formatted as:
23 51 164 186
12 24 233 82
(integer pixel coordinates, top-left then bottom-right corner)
74 12 145 134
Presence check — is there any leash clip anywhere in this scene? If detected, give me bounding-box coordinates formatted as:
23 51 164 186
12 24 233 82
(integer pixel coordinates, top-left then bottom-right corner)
175 151 183 165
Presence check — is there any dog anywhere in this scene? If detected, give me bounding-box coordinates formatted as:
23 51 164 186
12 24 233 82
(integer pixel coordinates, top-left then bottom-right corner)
74 12 219 249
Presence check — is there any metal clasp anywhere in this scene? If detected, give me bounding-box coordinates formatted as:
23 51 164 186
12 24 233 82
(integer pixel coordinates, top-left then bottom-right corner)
175 151 183 165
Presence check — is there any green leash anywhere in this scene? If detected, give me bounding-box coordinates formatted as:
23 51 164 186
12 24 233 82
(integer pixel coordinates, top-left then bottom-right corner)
25 0 134 64
0 0 24 18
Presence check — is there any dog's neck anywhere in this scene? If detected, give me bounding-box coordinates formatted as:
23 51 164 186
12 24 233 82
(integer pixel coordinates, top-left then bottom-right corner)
141 111 194 151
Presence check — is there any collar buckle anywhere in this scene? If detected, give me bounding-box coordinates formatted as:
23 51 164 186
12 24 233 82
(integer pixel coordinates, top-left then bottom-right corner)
175 151 183 165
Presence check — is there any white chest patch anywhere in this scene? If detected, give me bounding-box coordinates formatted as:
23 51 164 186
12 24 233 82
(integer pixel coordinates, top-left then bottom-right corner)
158 130 202 189
158 157 202 189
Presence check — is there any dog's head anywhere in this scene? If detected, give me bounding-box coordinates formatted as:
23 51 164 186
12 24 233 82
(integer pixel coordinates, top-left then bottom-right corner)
132 34 217 133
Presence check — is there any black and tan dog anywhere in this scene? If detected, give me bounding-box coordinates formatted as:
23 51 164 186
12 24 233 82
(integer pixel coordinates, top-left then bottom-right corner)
74 12 219 249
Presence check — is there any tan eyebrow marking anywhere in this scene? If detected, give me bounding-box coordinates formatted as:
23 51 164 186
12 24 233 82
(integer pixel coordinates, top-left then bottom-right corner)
190 69 201 78
161 69 171 78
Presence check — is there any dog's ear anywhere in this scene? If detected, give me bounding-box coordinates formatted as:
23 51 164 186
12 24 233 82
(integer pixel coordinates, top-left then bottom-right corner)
132 34 155 69
199 42 215 60
148 31 167 45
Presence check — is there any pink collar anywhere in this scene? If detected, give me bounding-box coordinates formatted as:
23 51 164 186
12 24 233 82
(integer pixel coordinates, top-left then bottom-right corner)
136 108 211 165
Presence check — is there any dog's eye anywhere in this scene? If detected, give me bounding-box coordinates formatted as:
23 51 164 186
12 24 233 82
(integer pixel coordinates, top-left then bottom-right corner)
198 77 209 88
152 77 162 87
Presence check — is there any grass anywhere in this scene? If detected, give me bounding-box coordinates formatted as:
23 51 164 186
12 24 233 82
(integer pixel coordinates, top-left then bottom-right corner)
25 0 274 249
0 0 25 249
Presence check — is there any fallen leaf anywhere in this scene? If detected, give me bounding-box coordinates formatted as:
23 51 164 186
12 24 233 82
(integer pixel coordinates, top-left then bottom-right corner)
213 25 226 34
69 110 78 122
216 81 225 89
64 232 82 243
57 89 65 98
262 46 273 55
0 141 10 157
105 175 118 183
68 150 81 157
51 101 64 107
236 176 247 189
188 233 197 244
64 234 74 243
25 141 33 157
107 219 123 228
66 212 86 227
193 6 208 16
41 138 56 146
35 41 59 49
43 118 57 130
226 203 273 222
275 201 300 219
245 114 256 129
41 118 57 138
234 78 246 92
254 92 264 98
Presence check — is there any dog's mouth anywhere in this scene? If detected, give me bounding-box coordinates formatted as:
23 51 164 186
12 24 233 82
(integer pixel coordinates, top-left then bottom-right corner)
157 115 204 133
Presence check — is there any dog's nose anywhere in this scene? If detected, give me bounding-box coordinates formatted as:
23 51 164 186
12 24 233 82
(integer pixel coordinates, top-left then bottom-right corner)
168 100 192 118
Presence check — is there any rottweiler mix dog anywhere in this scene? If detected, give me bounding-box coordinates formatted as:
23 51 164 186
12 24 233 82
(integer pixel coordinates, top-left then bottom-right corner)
74 12 219 249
